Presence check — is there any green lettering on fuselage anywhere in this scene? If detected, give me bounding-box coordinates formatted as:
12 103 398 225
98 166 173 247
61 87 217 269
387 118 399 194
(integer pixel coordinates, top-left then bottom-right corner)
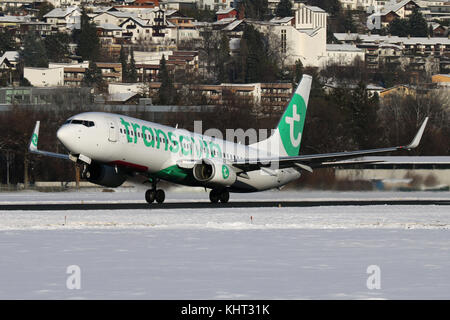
120 118 132 143
142 126 155 147
131 123 140 144
168 131 179 153
155 129 168 151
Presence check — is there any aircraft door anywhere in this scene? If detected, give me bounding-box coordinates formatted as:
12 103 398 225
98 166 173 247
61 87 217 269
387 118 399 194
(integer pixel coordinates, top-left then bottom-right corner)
108 118 118 142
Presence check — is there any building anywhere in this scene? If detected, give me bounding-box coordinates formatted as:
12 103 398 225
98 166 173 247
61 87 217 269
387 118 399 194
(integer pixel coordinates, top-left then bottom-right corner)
23 67 64 87
325 44 365 67
243 3 327 67
432 73 450 86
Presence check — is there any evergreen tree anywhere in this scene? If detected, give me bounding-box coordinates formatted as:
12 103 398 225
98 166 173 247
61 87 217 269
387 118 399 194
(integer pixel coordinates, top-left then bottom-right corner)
217 33 231 83
44 32 71 62
388 18 410 37
119 46 129 83
77 10 100 61
37 1 54 20
408 8 428 37
275 0 293 18
82 61 104 90
348 82 379 149
0 29 16 53
158 55 175 105
240 0 269 20
128 48 138 83
293 59 303 85
20 32 48 67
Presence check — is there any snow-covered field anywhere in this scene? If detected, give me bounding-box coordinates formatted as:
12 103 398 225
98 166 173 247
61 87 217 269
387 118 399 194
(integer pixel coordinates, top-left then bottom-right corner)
0 189 449 299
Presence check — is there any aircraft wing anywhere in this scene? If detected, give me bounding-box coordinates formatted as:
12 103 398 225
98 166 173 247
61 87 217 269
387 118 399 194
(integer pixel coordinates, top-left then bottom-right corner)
28 121 70 160
232 117 429 173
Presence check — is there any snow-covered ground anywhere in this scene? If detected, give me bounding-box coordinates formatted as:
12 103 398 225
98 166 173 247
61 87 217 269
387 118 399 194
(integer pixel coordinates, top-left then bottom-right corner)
0 190 449 299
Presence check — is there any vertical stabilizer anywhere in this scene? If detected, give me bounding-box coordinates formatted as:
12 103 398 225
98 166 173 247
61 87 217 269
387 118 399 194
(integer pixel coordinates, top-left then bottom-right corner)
251 74 312 156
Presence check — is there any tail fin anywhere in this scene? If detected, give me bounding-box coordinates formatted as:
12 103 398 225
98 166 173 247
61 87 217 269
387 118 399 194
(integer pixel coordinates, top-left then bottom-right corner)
252 74 312 156
29 121 40 152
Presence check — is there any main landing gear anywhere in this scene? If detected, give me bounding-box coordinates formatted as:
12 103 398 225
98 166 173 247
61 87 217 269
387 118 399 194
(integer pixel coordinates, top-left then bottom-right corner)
145 178 165 204
209 188 229 203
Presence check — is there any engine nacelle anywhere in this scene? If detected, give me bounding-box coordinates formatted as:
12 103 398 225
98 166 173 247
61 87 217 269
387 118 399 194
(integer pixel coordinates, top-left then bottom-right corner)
193 159 237 187
86 163 126 188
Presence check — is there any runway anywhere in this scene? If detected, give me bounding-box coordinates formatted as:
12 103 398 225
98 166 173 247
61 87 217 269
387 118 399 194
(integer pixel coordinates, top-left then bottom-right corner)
1 190 449 299
0 198 449 211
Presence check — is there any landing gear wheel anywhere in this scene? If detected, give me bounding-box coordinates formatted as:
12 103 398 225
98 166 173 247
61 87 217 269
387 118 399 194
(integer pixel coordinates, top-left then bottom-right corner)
155 189 165 203
219 190 229 203
209 189 219 203
145 189 156 204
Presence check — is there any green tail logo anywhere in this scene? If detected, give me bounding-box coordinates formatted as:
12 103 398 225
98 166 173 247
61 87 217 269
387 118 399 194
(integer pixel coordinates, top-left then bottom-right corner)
278 94 307 156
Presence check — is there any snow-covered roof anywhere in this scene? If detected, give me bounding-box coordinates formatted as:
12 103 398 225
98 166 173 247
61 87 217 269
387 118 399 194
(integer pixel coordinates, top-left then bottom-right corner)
382 0 420 13
44 6 80 18
212 17 236 26
334 33 450 45
216 7 236 15
0 15 32 23
108 92 138 102
270 16 294 24
222 19 244 31
1 51 19 63
306 5 326 12
97 23 123 31
326 44 363 52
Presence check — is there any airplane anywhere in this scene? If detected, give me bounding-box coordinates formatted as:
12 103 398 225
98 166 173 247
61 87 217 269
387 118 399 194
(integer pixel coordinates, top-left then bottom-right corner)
28 74 429 204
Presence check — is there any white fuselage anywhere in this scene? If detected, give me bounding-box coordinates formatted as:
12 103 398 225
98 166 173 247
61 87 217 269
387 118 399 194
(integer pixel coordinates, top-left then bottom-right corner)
56 112 301 192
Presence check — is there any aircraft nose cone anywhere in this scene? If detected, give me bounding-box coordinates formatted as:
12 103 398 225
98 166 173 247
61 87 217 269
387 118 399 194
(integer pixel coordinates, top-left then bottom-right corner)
57 126 70 146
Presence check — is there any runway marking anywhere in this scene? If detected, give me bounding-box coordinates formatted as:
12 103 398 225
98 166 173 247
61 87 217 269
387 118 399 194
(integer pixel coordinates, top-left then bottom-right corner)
0 199 448 211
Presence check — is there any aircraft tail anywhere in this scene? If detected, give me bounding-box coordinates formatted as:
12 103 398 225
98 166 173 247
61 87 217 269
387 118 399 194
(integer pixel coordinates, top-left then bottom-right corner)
252 74 312 156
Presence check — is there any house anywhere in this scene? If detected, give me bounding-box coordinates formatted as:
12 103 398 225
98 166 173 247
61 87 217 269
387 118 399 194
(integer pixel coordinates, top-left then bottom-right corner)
216 8 237 21
43 6 82 30
93 11 137 27
119 16 158 43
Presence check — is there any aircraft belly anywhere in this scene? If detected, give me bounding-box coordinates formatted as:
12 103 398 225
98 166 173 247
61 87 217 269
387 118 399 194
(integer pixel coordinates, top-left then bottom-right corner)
232 168 301 192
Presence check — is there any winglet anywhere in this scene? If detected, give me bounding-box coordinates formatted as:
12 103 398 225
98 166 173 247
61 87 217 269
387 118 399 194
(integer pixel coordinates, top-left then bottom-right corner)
29 121 40 152
28 121 70 160
404 117 429 150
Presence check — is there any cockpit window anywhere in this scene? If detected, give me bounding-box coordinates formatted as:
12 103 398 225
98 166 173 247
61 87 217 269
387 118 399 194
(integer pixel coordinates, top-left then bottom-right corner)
66 119 95 127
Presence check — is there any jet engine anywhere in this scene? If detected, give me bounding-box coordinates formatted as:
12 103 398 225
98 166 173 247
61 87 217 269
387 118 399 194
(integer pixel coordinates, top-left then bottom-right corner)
85 162 126 188
193 159 236 187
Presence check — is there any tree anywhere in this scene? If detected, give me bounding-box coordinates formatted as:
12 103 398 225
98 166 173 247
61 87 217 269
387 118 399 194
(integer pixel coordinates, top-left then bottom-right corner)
275 0 293 18
20 32 48 67
37 1 54 20
388 18 410 37
76 10 100 61
119 46 129 83
158 55 176 105
82 61 104 91
0 29 16 53
240 0 269 20
238 25 279 83
128 48 138 83
44 32 71 62
388 8 428 37
217 33 231 83
408 8 428 37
